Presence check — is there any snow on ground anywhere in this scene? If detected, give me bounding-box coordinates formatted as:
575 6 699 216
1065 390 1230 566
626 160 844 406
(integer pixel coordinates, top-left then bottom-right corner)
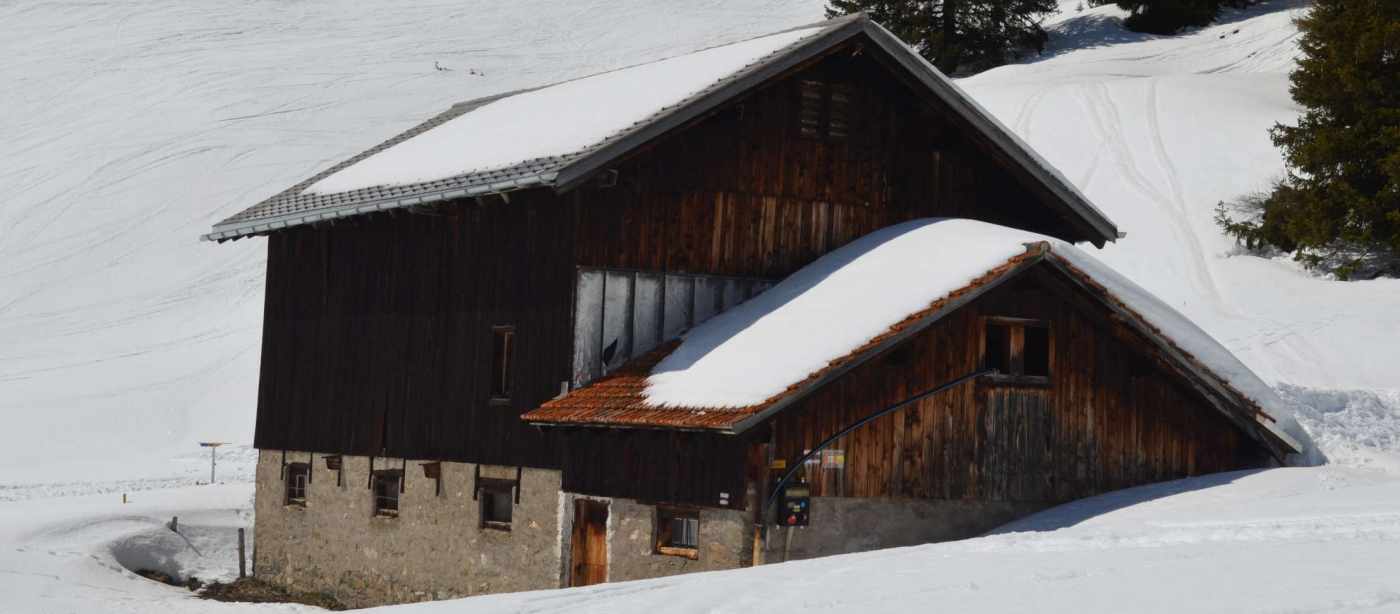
388 465 1400 614
0 483 308 614
961 0 1400 395
0 445 258 504
3 0 1400 613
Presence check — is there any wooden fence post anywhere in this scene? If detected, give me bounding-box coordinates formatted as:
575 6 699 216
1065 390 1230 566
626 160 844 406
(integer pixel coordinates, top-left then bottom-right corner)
237 528 247 578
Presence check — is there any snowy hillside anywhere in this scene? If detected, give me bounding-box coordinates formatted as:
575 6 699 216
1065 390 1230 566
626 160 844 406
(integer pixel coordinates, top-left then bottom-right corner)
3 0 1394 484
0 0 830 483
963 0 1400 397
3 0 1400 612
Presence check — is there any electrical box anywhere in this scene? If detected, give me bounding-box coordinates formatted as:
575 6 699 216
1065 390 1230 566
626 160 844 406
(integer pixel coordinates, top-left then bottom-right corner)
777 484 810 527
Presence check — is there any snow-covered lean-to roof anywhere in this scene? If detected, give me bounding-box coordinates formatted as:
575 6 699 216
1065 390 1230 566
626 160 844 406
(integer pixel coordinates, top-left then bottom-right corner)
203 14 1118 244
524 219 1310 464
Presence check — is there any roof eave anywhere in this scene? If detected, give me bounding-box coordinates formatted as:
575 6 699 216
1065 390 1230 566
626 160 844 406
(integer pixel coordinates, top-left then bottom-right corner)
1040 252 1300 459
522 243 1301 464
202 172 555 242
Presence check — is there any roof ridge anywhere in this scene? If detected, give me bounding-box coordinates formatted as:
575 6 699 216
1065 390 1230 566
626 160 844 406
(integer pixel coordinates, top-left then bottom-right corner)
205 16 858 241
442 13 863 113
205 11 1120 245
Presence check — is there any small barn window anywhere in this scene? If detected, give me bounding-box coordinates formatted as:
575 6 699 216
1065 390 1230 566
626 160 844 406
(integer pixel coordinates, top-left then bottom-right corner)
798 78 851 141
285 463 309 506
985 322 1011 374
372 470 401 518
491 326 514 402
479 480 514 531
982 317 1051 384
655 506 699 559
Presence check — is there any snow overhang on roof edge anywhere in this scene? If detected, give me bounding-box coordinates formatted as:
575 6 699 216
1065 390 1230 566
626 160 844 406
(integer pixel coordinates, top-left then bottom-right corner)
203 13 1118 245
527 238 1298 463
201 172 555 241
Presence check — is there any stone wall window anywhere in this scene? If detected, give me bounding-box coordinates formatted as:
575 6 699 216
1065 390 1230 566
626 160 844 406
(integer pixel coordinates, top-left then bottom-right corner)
372 470 402 518
479 480 513 531
285 462 309 506
655 506 699 559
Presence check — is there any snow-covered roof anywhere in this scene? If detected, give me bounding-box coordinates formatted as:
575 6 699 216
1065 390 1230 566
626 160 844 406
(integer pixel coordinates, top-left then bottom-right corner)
204 15 1118 244
525 218 1308 461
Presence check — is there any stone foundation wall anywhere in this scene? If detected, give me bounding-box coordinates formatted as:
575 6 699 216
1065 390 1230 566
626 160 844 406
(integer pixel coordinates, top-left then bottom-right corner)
762 496 1048 562
253 449 1048 604
252 450 563 608
558 492 754 584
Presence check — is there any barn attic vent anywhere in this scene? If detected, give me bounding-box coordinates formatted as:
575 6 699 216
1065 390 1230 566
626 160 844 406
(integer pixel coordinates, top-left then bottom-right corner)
799 79 852 141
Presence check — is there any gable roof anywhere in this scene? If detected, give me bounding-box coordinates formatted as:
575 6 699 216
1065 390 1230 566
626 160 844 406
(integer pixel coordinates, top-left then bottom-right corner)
204 15 1118 244
522 219 1307 463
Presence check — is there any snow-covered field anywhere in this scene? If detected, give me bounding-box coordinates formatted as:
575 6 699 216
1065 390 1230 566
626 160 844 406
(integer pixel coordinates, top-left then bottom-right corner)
3 0 1399 612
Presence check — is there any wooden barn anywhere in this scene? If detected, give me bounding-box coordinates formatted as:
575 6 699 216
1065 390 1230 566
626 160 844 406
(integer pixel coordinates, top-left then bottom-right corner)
205 13 1302 607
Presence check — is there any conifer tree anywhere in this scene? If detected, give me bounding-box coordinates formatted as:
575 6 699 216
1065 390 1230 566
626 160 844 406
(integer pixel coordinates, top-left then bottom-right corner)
1217 1 1400 278
1113 0 1235 34
826 0 1057 74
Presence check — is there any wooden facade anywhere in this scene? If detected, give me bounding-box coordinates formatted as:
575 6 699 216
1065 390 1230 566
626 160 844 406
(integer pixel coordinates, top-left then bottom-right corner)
768 265 1268 506
253 41 1098 482
255 190 575 468
573 48 1085 279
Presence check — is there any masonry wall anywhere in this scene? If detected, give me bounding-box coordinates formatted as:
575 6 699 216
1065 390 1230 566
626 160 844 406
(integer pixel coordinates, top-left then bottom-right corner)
557 492 755 584
253 450 563 608
762 497 1046 562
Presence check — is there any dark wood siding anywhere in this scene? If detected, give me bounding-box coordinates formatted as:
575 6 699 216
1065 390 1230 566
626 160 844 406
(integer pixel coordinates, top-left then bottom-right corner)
769 265 1267 504
558 429 752 510
254 190 575 467
572 49 1085 279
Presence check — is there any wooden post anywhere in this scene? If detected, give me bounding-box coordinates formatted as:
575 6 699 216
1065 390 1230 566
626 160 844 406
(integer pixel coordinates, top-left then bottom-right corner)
237 528 247 578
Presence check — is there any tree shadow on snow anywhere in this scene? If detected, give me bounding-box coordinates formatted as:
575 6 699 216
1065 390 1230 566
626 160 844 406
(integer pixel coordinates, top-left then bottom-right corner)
1028 0 1311 63
985 468 1268 534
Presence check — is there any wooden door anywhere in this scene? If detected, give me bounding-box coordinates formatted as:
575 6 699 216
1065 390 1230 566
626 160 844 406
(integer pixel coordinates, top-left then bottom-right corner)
569 499 609 586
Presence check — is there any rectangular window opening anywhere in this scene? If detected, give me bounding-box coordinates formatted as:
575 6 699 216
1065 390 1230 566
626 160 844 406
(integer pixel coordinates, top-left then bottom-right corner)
828 82 852 140
480 482 514 531
1023 325 1050 377
984 322 1011 375
984 318 1050 384
491 326 514 401
372 470 401 518
798 79 824 139
285 463 309 506
797 79 852 141
655 506 699 559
